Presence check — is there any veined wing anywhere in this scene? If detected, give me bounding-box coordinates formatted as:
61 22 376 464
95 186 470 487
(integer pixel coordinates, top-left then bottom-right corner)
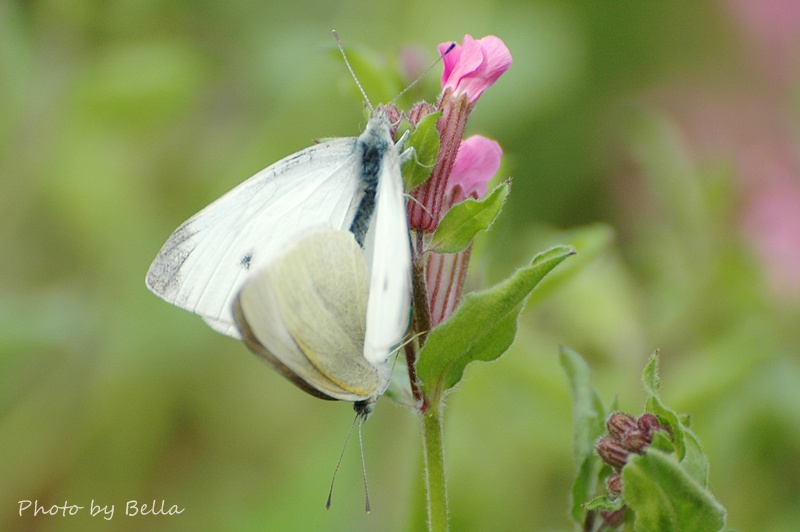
233 230 387 402
146 138 363 339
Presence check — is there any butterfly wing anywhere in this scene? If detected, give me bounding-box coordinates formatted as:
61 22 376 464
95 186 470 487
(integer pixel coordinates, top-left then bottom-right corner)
234 230 387 402
362 118 413 365
146 138 363 339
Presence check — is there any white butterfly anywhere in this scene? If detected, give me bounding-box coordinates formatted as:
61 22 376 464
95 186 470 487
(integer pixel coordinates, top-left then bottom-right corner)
146 110 413 413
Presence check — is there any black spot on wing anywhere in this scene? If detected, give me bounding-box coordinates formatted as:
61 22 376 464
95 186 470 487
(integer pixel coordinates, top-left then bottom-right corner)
240 252 253 270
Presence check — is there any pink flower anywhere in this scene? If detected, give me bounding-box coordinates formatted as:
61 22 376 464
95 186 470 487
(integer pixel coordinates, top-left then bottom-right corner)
445 135 503 208
739 140 800 296
408 35 510 231
726 0 800 82
439 35 512 105
402 35 510 409
425 136 502 328
426 247 471 328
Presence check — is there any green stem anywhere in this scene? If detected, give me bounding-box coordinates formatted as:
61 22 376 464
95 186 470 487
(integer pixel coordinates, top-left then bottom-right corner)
421 399 448 531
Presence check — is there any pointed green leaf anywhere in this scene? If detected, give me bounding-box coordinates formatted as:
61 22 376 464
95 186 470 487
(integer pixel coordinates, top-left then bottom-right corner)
402 111 441 191
623 448 726 532
645 397 685 458
417 245 575 403
560 347 610 524
648 429 677 454
679 427 710 487
642 353 710 486
642 352 661 396
560 347 608 463
429 182 510 253
570 459 603 524
585 494 624 512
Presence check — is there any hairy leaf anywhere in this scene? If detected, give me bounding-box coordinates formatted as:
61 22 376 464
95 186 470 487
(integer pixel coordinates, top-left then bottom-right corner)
417 245 574 403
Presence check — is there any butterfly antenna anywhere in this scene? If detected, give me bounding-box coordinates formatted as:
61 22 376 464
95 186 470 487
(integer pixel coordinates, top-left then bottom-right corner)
390 42 456 106
404 193 433 217
333 30 373 112
405 329 429 348
326 413 358 510
358 416 372 513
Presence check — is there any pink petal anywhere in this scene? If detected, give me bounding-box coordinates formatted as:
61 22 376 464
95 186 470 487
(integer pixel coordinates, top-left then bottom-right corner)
447 135 503 203
440 35 482 90
439 35 512 104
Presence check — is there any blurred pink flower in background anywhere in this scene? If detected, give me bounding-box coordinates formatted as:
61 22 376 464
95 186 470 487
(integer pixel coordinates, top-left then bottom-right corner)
726 0 800 82
725 0 800 296
631 88 800 298
613 3 800 299
738 139 800 296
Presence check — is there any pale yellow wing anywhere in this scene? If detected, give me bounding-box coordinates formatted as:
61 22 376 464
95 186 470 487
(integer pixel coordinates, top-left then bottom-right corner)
234 230 389 403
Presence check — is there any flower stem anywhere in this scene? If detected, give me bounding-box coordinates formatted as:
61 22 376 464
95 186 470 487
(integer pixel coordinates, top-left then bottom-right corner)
421 398 448 531
412 253 433 347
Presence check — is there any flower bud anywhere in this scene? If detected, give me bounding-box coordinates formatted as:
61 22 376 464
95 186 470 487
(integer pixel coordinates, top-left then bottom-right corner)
407 102 437 126
637 413 661 434
622 430 651 452
607 472 623 494
596 437 628 470
606 412 638 440
601 507 627 528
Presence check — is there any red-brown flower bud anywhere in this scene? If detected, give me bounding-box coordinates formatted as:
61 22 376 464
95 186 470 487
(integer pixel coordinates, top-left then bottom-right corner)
607 412 638 440
596 437 629 470
622 430 652 452
637 413 661 434
607 472 623 494
601 507 627 528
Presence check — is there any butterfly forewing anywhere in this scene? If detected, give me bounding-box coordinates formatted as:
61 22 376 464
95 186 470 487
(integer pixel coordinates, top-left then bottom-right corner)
147 138 364 338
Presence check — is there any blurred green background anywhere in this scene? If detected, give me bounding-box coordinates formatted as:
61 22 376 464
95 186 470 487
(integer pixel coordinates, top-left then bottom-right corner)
3 1 800 530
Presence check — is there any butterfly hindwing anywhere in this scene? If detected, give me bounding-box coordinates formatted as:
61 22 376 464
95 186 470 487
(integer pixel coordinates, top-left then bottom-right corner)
234 229 385 402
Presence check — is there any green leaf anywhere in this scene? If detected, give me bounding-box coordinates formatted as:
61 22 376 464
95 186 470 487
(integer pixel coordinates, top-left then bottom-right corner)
641 353 710 485
402 111 441 191
560 347 607 463
679 427 710 487
642 353 685 454
648 429 677 454
417 245 575 403
585 494 624 512
642 352 661 396
429 182 510 253
560 347 610 524
645 397 685 458
623 448 726 532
